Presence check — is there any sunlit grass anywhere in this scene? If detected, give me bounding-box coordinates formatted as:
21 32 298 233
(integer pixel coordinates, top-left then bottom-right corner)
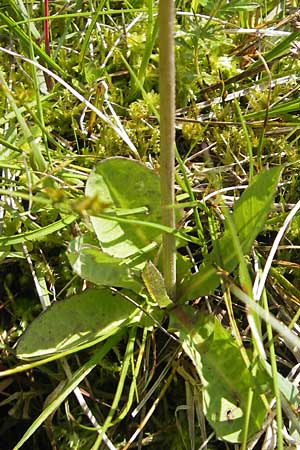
1 1 300 449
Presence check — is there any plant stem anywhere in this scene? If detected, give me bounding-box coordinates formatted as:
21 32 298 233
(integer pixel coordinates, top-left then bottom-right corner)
43 0 53 90
159 0 176 299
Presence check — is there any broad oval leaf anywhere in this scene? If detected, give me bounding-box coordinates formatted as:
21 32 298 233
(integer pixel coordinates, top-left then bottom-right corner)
172 312 270 443
16 289 140 360
85 157 162 258
67 236 142 291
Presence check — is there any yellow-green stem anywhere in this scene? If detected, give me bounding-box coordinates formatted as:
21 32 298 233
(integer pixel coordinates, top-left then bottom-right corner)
159 0 176 299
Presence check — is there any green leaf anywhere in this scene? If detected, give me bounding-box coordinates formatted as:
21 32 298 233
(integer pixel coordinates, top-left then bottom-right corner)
85 157 162 258
251 32 299 69
192 0 208 8
142 261 173 308
67 236 142 291
179 167 281 301
171 311 270 443
16 289 140 360
245 99 300 120
0 214 77 247
231 166 281 250
222 2 260 11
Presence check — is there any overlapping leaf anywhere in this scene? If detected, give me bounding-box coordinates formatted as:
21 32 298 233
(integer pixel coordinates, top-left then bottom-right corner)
170 311 270 442
68 236 142 291
16 289 140 360
179 167 281 301
86 157 162 259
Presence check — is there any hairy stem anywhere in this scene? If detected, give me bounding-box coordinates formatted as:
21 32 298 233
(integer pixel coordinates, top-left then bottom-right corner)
159 0 176 299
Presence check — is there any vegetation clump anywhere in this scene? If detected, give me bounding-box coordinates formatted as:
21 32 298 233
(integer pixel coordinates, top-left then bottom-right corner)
1 2 300 450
